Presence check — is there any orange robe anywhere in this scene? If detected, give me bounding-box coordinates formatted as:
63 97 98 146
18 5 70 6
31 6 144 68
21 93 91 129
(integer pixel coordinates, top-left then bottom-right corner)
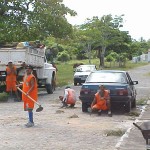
66 89 76 104
22 74 38 110
92 90 109 110
6 66 17 92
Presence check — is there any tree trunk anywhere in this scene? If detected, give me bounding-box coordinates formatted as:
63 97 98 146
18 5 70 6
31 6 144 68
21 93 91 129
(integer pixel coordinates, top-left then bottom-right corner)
98 46 106 69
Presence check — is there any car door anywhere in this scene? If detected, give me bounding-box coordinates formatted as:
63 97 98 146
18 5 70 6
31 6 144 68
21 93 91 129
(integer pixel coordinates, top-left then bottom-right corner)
126 72 137 98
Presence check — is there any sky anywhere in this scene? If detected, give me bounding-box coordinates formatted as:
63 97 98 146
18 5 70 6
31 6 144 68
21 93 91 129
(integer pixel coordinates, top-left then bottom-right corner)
63 0 150 41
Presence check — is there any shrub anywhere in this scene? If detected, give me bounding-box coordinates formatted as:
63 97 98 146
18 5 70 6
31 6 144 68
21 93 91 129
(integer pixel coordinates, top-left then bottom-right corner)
57 51 70 62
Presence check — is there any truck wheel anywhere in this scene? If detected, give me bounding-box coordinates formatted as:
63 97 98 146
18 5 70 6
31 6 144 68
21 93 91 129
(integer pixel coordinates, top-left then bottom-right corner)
46 84 54 94
52 77 56 91
82 102 88 112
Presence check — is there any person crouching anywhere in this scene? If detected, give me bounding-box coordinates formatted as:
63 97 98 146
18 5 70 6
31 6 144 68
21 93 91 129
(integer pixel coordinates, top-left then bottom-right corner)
59 86 77 108
91 85 112 117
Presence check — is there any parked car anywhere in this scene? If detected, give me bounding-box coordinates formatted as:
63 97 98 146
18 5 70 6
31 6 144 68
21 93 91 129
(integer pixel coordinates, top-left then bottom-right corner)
73 65 97 86
79 70 138 113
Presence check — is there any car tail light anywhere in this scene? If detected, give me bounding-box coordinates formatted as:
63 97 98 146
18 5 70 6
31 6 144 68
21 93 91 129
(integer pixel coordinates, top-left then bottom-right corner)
117 89 128 96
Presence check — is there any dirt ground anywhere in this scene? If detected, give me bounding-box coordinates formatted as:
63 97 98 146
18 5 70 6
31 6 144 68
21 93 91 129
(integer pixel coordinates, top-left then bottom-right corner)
1 64 150 150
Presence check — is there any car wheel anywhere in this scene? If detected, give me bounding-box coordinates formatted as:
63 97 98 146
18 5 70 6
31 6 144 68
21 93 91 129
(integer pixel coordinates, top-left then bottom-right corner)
131 98 136 108
74 82 77 86
125 101 131 113
82 102 88 112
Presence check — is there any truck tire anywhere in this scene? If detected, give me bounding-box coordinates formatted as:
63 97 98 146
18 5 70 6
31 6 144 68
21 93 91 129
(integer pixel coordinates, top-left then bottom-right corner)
46 73 56 94
46 84 54 94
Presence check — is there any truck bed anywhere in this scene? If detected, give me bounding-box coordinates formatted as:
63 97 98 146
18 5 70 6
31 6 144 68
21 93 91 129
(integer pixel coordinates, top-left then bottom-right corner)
0 47 45 70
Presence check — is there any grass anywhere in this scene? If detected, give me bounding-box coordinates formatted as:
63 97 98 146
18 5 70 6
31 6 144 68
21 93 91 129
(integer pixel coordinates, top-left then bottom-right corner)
126 111 140 117
0 92 8 102
55 59 149 87
104 129 126 137
56 62 74 87
136 98 148 105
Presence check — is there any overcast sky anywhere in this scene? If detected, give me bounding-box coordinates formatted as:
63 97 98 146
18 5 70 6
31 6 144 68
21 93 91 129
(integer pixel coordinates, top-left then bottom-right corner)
63 0 150 41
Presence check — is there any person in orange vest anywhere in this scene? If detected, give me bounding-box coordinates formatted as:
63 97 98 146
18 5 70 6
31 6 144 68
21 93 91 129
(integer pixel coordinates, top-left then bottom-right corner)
6 60 20 101
91 85 112 117
59 86 77 108
22 65 38 127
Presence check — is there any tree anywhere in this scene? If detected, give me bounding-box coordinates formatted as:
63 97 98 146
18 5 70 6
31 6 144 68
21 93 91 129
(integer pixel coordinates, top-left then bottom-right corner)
0 0 77 43
76 14 131 68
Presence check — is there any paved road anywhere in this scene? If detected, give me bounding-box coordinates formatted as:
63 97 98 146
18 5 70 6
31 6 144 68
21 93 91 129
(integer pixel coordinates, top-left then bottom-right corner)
0 64 150 150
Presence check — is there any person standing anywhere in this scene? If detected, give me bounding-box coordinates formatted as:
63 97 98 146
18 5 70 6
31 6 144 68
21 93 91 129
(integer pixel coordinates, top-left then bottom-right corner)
59 86 77 108
91 85 112 117
6 60 20 101
22 65 38 127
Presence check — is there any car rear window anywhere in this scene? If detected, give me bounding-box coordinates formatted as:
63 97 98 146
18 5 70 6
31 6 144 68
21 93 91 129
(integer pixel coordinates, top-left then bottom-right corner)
76 66 96 72
86 72 127 83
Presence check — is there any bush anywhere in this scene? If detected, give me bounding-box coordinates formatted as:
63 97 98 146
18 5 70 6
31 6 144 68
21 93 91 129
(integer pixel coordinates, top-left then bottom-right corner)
57 51 70 62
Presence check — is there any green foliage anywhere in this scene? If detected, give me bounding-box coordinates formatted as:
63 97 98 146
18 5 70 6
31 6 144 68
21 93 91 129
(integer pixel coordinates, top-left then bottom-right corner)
136 98 147 105
57 51 70 62
1 0 149 62
0 0 77 42
75 15 132 67
117 53 128 62
56 62 74 87
130 40 150 57
56 59 148 87
0 92 8 102
106 51 118 62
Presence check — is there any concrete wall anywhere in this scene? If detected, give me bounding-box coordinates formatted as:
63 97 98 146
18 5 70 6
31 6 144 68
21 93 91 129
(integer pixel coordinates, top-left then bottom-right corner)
132 51 150 63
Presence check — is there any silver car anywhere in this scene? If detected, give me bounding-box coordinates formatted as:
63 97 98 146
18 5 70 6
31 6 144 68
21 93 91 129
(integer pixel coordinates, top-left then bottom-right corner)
73 65 97 86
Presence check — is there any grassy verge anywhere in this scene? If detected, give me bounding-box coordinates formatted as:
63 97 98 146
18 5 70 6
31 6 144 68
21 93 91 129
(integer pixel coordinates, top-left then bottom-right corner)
104 129 126 136
0 92 8 102
55 59 148 87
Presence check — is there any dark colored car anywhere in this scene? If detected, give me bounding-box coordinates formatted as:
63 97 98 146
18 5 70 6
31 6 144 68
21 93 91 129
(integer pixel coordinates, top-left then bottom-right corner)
79 70 138 113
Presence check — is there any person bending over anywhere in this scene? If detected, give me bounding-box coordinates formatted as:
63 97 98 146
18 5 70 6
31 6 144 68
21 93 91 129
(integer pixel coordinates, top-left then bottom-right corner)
59 86 77 108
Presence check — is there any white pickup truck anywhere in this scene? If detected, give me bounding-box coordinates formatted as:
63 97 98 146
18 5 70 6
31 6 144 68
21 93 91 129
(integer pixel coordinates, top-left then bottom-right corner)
0 47 56 94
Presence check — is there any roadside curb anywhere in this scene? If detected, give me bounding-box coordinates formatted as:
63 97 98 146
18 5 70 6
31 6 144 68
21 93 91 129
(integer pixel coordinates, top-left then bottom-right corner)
115 102 148 149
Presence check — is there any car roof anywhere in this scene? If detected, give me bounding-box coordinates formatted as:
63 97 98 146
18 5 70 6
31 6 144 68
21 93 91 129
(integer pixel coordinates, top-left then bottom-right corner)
78 65 96 67
92 70 127 73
